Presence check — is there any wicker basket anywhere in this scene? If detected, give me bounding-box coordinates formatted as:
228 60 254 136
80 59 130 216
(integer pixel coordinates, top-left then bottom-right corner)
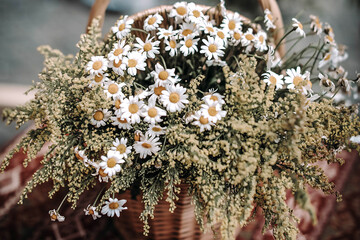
86 1 285 239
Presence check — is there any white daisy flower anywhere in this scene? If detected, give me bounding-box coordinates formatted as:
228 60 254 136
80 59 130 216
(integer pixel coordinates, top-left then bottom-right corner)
318 73 335 92
108 40 130 64
111 113 133 130
318 47 339 68
89 73 110 88
200 36 225 60
284 67 309 89
49 209 65 222
199 21 216 35
228 30 243 46
157 26 177 40
221 12 243 33
108 59 125 76
202 89 225 105
86 56 109 76
123 51 147 76
213 28 230 46
142 96 167 124
99 151 125 177
104 81 126 99
241 28 255 47
91 161 110 182
292 18 306 37
192 111 215 132
302 78 313 96
149 81 167 99
110 137 132 159
113 95 124 113
350 135 360 144
264 9 276 30
143 13 163 31
133 134 161 158
179 22 199 38
169 1 188 23
160 84 189 112
324 23 335 38
74 146 89 167
147 125 166 137
186 3 204 24
84 205 101 220
179 34 199 56
165 36 179 57
324 35 336 46
101 198 127 217
90 109 111 128
262 70 284 90
200 101 226 123
134 35 160 59
112 15 134 39
309 15 322 35
134 130 145 142
136 89 152 100
120 96 144 124
150 63 177 87
254 31 268 52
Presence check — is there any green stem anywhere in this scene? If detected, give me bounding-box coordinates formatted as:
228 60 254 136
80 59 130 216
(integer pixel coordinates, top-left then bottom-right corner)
303 40 321 69
158 55 167 69
310 43 326 75
56 193 69 212
274 29 295 53
130 28 149 35
93 186 106 206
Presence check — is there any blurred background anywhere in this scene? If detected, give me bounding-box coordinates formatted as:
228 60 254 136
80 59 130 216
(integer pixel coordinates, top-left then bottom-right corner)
0 0 359 239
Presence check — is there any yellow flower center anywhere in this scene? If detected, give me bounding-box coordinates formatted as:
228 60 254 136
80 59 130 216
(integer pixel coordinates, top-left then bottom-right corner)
158 70 169 80
117 144 127 154
199 116 209 125
128 103 139 114
234 32 241 40
210 95 218 101
117 117 128 123
164 32 171 36
152 127 162 132
324 54 331 61
51 214 57 220
88 209 95 215
208 106 217 116
118 23 126 31
128 59 137 68
93 111 104 121
114 48 123 56
147 17 157 25
297 22 303 30
148 108 158 117
182 29 192 36
217 31 225 39
107 158 117 168
267 14 273 21
113 59 122 68
108 83 119 94
259 35 264 43
269 76 277 85
169 92 180 103
208 44 217 53
115 99 121 109
95 74 103 83
142 143 152 149
134 133 141 141
176 6 187 16
154 86 166 96
293 76 303 86
143 43 152 52
192 10 201 18
109 202 119 209
185 39 193 48
326 35 334 43
245 34 254 41
169 40 176 48
206 26 214 33
99 168 108 177
92 61 102 70
228 20 236 30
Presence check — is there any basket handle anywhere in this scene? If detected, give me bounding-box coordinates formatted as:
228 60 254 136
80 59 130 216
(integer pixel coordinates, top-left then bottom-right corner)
86 0 285 56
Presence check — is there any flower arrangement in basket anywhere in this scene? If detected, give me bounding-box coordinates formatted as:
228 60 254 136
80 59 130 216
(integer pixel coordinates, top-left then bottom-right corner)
1 0 360 239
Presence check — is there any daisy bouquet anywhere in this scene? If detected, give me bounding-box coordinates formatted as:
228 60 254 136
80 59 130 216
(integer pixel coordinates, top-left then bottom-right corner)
1 1 360 239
